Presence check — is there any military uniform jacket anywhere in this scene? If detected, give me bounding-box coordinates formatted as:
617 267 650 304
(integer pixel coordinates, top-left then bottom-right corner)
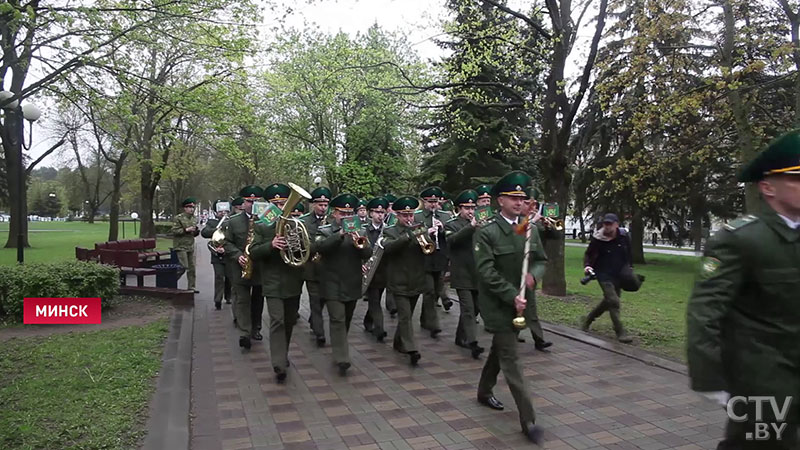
686 208 800 396
474 216 547 333
415 209 452 272
221 212 261 285
364 221 388 289
171 212 199 250
300 213 327 281
445 216 477 290
314 223 372 302
382 222 432 297
201 218 225 264
248 221 304 298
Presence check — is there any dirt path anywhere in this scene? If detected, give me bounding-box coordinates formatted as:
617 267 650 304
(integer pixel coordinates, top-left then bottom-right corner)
0 296 173 341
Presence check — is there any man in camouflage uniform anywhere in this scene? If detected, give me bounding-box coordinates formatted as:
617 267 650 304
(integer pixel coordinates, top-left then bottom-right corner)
171 197 200 292
382 196 430 366
314 193 372 375
445 189 484 359
249 183 305 383
687 130 800 449
474 171 546 445
201 200 232 310
301 186 332 347
416 186 453 338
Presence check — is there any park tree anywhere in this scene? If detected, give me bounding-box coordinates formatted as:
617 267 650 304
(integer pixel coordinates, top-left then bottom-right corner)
0 0 180 249
259 26 431 195
420 0 548 194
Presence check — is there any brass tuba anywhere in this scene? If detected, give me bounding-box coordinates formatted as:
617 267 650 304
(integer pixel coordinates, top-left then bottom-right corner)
207 215 230 252
276 182 312 267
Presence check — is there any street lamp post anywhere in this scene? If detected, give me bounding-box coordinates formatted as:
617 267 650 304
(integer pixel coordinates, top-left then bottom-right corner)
155 185 161 221
1 90 41 264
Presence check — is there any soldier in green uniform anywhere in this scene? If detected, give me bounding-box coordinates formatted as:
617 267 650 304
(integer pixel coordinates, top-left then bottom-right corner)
476 184 493 207
301 186 332 347
232 196 244 213
171 197 201 292
445 189 484 359
382 194 399 317
222 186 264 349
474 171 546 444
314 194 372 375
248 183 305 383
357 198 368 223
687 130 800 449
362 196 390 341
416 187 453 338
382 196 430 366
516 187 553 350
201 200 232 310
291 202 305 218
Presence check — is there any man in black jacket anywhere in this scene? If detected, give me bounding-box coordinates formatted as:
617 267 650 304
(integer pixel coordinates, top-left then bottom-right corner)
581 213 634 343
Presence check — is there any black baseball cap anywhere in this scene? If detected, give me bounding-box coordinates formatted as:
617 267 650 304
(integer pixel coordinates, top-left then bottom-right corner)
602 213 619 223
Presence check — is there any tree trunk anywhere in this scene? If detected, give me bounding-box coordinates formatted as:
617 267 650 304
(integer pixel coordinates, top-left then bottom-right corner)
88 205 98 224
3 111 30 249
721 0 760 213
630 207 646 265
108 162 123 241
542 166 569 296
139 187 155 238
691 207 704 252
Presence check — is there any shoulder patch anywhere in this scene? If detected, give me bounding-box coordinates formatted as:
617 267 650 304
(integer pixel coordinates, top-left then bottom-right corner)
723 214 759 232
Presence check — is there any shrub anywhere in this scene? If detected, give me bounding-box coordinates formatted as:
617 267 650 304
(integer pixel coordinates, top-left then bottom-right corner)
0 261 119 322
154 223 173 236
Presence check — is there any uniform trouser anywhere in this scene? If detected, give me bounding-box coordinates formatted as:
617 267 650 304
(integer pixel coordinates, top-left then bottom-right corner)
212 262 231 305
717 398 798 449
251 285 264 332
232 283 254 337
420 271 443 331
385 290 397 313
306 281 326 339
266 295 301 372
478 331 536 431
523 295 545 343
587 281 625 336
363 286 386 338
455 289 478 345
326 299 357 364
176 249 196 290
393 294 420 353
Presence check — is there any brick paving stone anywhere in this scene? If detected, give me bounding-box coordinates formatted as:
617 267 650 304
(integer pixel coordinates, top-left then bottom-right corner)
184 261 728 449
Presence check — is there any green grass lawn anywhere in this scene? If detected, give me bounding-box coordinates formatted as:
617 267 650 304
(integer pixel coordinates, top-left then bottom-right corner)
0 318 169 450
0 222 172 265
538 246 698 361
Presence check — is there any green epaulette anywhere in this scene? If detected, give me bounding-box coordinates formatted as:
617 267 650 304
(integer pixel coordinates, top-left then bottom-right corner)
228 212 242 218
723 214 759 232
299 212 312 219
446 216 459 223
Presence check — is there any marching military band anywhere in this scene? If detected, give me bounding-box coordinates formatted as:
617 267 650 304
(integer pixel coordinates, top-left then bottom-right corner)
173 170 558 444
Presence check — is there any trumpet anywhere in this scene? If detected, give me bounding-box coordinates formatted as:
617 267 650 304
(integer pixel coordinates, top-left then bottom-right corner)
410 224 435 255
352 231 368 249
541 217 564 231
207 214 230 253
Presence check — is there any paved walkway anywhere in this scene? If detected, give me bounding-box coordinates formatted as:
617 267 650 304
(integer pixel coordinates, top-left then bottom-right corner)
184 246 726 450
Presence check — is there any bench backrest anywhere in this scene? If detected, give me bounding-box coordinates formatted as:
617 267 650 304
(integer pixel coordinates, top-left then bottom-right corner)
115 250 143 268
98 249 117 266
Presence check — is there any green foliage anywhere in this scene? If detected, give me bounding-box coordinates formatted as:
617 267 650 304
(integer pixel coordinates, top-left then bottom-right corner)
257 26 431 194
0 261 119 322
0 319 168 449
421 0 548 193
